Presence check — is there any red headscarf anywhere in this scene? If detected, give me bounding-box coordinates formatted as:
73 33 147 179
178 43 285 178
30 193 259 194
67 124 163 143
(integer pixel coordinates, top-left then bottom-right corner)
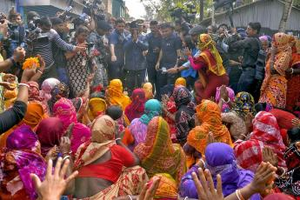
125 88 146 122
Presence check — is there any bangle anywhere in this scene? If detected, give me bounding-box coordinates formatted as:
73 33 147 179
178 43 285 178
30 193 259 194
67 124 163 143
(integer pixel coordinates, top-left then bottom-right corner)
291 68 294 74
18 83 30 88
9 57 16 66
128 195 133 200
37 69 43 74
235 189 245 200
62 151 72 156
63 155 71 161
115 138 121 142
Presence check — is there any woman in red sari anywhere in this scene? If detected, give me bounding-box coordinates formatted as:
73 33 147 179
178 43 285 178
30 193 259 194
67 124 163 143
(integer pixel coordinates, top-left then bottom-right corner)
186 34 228 103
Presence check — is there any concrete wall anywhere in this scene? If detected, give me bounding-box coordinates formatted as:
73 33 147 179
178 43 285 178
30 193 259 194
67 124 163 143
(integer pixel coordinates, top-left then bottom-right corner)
0 0 15 15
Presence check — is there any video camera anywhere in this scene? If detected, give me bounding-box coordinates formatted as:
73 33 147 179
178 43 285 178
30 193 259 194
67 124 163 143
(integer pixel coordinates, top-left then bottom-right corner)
169 3 196 23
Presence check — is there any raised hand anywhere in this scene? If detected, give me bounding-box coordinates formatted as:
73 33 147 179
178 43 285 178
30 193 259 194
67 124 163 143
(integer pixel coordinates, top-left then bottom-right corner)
192 168 224 200
30 158 78 200
262 147 278 167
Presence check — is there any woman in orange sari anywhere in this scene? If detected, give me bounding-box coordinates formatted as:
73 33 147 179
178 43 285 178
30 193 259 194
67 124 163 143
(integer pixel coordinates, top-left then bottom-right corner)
286 38 300 111
259 33 292 108
186 34 229 103
187 100 233 155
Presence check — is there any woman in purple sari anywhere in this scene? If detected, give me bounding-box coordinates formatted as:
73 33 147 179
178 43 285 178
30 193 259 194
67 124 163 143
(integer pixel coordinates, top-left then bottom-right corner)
0 125 47 200
179 142 260 199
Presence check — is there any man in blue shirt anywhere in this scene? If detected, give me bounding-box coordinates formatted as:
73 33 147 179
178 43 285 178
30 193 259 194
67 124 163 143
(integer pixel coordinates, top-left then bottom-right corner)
145 20 162 94
123 21 148 94
109 18 127 80
155 23 182 99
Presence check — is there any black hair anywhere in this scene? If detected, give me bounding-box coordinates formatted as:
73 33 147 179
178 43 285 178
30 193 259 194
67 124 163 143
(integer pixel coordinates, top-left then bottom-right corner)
254 102 266 113
288 127 300 143
160 22 173 30
106 106 123 120
75 26 89 37
150 20 158 26
248 22 261 34
183 35 195 49
115 18 125 25
39 17 52 28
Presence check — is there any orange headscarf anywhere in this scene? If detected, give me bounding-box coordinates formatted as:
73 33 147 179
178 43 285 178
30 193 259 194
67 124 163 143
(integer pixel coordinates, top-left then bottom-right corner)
105 79 131 110
187 100 232 155
175 77 186 87
289 37 300 67
143 82 154 99
0 102 47 148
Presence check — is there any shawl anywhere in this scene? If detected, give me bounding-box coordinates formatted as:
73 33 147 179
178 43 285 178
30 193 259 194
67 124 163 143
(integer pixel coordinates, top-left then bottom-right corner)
27 81 44 102
125 88 146 122
105 79 131 110
88 97 107 120
151 173 178 200
134 117 186 182
74 115 116 170
187 100 232 155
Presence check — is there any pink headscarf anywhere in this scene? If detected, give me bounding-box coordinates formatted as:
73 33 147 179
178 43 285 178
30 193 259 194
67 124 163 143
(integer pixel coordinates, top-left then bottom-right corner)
215 86 235 112
53 98 91 154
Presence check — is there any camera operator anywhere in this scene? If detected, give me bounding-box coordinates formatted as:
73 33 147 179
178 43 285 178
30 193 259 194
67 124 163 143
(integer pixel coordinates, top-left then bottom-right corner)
123 21 148 95
4 8 25 58
26 17 86 82
87 19 111 91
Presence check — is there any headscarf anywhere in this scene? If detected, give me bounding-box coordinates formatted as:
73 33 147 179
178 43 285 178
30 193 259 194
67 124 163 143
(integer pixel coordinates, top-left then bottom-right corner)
134 117 186 182
27 81 44 102
53 98 91 153
125 88 146 122
187 100 232 155
172 86 192 107
260 33 292 93
139 99 162 125
175 77 186 87
150 173 178 200
74 115 116 170
48 82 70 113
250 111 286 167
40 78 60 101
198 34 226 76
143 82 154 100
88 97 107 120
215 86 235 112
234 111 286 172
106 79 131 110
22 102 47 130
1 125 46 200
36 117 64 157
205 143 258 198
233 92 255 119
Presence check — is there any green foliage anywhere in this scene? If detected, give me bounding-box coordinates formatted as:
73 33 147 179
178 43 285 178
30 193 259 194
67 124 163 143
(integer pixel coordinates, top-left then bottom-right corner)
141 0 213 22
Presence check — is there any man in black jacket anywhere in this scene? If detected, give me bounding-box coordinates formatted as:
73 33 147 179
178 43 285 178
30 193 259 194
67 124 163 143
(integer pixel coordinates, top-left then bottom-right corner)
229 22 261 96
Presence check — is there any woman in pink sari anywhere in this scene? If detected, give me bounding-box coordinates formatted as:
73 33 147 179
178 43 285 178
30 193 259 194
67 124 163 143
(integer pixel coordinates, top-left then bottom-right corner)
53 98 91 155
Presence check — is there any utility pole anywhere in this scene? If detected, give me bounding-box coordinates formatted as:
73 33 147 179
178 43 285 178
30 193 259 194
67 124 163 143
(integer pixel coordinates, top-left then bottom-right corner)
200 0 204 22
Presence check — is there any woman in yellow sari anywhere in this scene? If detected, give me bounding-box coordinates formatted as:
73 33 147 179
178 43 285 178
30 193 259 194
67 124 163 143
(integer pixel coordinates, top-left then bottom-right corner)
105 79 131 110
259 33 292 108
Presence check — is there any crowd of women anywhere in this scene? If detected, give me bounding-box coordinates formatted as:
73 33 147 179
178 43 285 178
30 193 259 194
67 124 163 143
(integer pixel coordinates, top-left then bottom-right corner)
0 13 300 200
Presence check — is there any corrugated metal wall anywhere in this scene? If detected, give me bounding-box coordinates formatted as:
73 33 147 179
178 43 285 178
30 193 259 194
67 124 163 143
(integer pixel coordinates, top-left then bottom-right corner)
0 0 15 15
203 0 300 33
